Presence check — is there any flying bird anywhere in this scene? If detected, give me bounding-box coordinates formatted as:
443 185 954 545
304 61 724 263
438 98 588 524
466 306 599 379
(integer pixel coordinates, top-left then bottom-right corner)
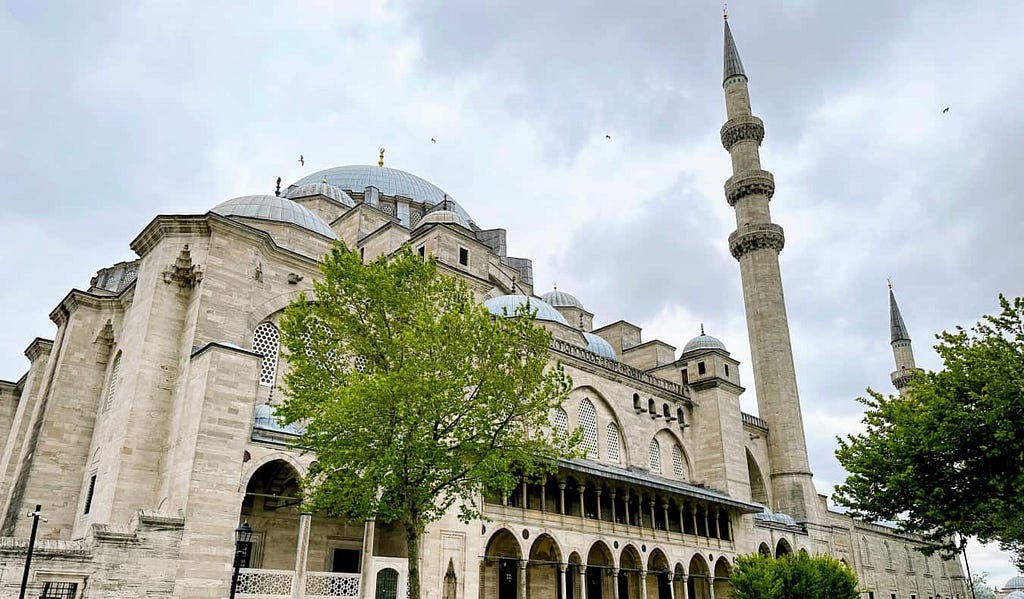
942 107 950 114
431 138 437 143
298 155 305 166
605 134 611 140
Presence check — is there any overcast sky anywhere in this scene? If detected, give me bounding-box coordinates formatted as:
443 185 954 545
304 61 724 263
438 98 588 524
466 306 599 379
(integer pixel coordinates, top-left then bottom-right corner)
2 0 1020 585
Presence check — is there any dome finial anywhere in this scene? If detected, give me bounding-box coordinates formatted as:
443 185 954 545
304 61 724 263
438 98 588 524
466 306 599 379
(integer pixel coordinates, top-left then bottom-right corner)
701 323 705 336
378 147 385 167
887 276 893 291
723 2 728 20
553 282 558 290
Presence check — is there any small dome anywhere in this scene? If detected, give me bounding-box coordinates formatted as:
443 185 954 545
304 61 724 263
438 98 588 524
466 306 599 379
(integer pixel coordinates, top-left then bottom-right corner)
682 333 727 353
285 181 356 207
212 195 338 239
1006 577 1024 590
1006 592 1024 599
754 509 798 526
484 295 569 326
542 289 585 310
582 332 616 359
253 404 303 435
418 209 470 229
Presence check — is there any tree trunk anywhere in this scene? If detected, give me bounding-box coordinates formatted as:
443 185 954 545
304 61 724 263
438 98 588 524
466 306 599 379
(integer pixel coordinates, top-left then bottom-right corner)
405 520 422 599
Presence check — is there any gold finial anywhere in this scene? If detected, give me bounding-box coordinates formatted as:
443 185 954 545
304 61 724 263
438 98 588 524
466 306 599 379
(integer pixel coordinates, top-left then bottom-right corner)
553 282 558 290
378 147 385 167
700 323 705 335
723 2 728 20
887 277 893 291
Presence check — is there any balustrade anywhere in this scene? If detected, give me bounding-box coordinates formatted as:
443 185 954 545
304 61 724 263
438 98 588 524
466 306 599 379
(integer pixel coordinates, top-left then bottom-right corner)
236 568 361 599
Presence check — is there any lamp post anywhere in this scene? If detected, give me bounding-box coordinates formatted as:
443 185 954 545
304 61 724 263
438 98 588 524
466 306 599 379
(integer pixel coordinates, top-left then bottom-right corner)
229 521 253 599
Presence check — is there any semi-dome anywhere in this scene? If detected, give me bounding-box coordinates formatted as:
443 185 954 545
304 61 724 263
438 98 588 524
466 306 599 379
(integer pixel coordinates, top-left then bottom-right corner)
1007 577 1024 590
484 295 569 326
583 332 616 359
284 180 356 207
212 195 338 239
418 209 470 229
542 289 585 310
682 332 727 353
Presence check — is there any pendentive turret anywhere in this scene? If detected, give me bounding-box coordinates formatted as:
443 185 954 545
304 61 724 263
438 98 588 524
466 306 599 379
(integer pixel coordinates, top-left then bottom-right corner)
720 15 821 521
888 281 919 393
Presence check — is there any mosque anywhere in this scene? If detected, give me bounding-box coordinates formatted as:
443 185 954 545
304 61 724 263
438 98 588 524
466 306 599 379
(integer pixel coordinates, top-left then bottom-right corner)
0 17 969 599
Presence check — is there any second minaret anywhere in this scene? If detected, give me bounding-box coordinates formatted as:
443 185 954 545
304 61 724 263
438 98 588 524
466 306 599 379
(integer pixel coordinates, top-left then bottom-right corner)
720 17 821 521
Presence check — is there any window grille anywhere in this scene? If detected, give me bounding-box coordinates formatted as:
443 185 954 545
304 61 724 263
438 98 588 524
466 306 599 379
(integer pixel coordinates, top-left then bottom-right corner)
40 582 78 599
552 408 568 437
253 323 280 387
672 445 685 478
648 439 661 473
577 399 598 459
606 423 621 463
104 352 121 411
375 568 399 599
353 355 368 373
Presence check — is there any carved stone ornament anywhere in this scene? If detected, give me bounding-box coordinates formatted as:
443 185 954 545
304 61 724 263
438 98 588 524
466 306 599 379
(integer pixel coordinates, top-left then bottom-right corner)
728 223 785 259
163 245 203 288
724 170 775 206
720 115 765 151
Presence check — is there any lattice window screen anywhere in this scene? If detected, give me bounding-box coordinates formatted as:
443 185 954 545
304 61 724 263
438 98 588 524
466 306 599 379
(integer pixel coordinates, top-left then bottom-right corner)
648 439 662 473
104 352 121 411
577 399 598 459
606 423 621 463
382 203 395 216
552 408 568 437
253 323 281 386
672 444 685 478
353 355 368 373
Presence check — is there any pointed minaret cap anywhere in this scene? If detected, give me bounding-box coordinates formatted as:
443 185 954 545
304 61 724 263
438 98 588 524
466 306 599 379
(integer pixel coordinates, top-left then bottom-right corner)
889 281 911 343
723 17 746 85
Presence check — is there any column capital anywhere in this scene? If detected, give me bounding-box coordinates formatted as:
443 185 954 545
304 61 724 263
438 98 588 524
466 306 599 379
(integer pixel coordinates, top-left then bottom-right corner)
559 563 568 573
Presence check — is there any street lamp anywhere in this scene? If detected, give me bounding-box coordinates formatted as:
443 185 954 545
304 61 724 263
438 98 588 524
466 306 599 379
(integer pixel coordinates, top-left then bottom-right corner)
229 521 253 599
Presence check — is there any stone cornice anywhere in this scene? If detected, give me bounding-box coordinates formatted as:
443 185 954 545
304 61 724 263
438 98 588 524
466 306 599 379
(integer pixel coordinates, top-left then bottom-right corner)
689 377 745 395
550 338 691 403
728 223 785 260
24 337 53 362
724 170 775 206
48 289 123 326
130 215 212 257
720 115 765 151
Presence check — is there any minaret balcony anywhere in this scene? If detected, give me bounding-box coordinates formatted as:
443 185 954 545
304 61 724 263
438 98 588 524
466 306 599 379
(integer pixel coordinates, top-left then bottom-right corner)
720 115 765 151
725 170 775 206
728 223 785 259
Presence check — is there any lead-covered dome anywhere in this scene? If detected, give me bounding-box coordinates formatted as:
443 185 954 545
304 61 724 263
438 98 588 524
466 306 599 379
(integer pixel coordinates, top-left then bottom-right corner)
418 209 470 229
1006 592 1024 599
583 332 616 359
682 333 727 353
212 195 338 239
542 289 585 310
484 295 569 326
1006 577 1024 590
285 180 356 207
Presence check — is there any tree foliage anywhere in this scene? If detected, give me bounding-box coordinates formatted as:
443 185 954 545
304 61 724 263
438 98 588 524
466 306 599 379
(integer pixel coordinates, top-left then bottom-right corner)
276 244 575 599
730 553 858 599
834 295 1024 568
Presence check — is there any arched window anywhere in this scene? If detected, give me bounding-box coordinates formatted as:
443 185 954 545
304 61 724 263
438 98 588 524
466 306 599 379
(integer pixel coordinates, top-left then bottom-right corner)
647 398 656 415
552 408 569 438
648 439 661 473
672 444 686 478
633 393 642 412
375 568 399 599
253 322 281 387
606 423 621 463
677 407 686 427
578 399 598 459
104 351 122 411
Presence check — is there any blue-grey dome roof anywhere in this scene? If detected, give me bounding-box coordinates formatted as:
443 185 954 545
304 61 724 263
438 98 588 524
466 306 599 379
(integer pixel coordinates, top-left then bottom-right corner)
754 509 798 526
484 295 569 326
293 165 447 205
253 404 304 435
418 209 470 229
583 332 616 359
542 289 585 310
285 180 356 207
682 333 727 353
1006 591 1024 599
212 195 338 239
1006 577 1024 590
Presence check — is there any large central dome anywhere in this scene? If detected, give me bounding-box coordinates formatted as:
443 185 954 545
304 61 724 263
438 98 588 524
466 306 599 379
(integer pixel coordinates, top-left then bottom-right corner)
292 165 451 206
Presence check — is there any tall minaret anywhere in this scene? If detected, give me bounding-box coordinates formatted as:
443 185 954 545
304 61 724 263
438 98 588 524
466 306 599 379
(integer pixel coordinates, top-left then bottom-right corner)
888 281 918 393
720 15 821 521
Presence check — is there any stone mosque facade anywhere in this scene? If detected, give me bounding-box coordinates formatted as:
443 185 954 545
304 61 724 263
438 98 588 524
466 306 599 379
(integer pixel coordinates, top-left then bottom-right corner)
0 18 968 599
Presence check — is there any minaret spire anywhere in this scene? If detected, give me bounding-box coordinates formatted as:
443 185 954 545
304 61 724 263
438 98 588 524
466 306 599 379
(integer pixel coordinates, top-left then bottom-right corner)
888 281 918 393
719 17 821 521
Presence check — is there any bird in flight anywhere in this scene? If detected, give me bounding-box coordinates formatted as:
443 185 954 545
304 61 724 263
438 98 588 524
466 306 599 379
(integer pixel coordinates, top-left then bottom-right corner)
298 155 305 166
605 134 611 140
431 138 437 143
942 107 950 114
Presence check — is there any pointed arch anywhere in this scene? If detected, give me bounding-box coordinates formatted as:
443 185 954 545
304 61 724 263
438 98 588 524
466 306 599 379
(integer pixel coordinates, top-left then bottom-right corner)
606 422 621 463
253 322 281 387
551 407 569 438
648 438 662 474
577 398 598 459
746 449 769 506
776 537 793 557
671 444 686 478
103 350 122 411
758 542 772 556
713 557 732 598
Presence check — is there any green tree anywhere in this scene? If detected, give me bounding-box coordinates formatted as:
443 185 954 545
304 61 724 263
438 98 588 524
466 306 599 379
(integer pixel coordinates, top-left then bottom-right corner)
276 244 576 599
834 295 1024 568
971 573 996 599
730 553 858 599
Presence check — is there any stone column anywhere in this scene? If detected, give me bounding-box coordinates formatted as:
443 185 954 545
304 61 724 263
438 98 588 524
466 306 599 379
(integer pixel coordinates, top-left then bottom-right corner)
711 508 720 539
708 576 715 599
624 491 631 526
559 563 568 599
579 566 588 599
521 481 528 510
667 573 676 599
690 503 698 536
596 488 603 521
559 481 567 515
519 561 528 599
639 571 648 599
358 517 377 599
578 486 586 518
611 568 620 599
661 501 670 534
292 512 312 599
541 475 547 513
610 490 618 524
648 499 656 531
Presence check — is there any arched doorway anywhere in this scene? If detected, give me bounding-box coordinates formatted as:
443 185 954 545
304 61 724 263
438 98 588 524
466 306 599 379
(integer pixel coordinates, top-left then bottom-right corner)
775 538 792 558
758 542 772 557
618 545 642 599
647 549 671 599
566 552 583 599
713 557 732 598
672 563 686 599
481 529 521 599
527 534 563 598
375 568 399 599
586 541 614 599
687 554 710 599
239 459 303 569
